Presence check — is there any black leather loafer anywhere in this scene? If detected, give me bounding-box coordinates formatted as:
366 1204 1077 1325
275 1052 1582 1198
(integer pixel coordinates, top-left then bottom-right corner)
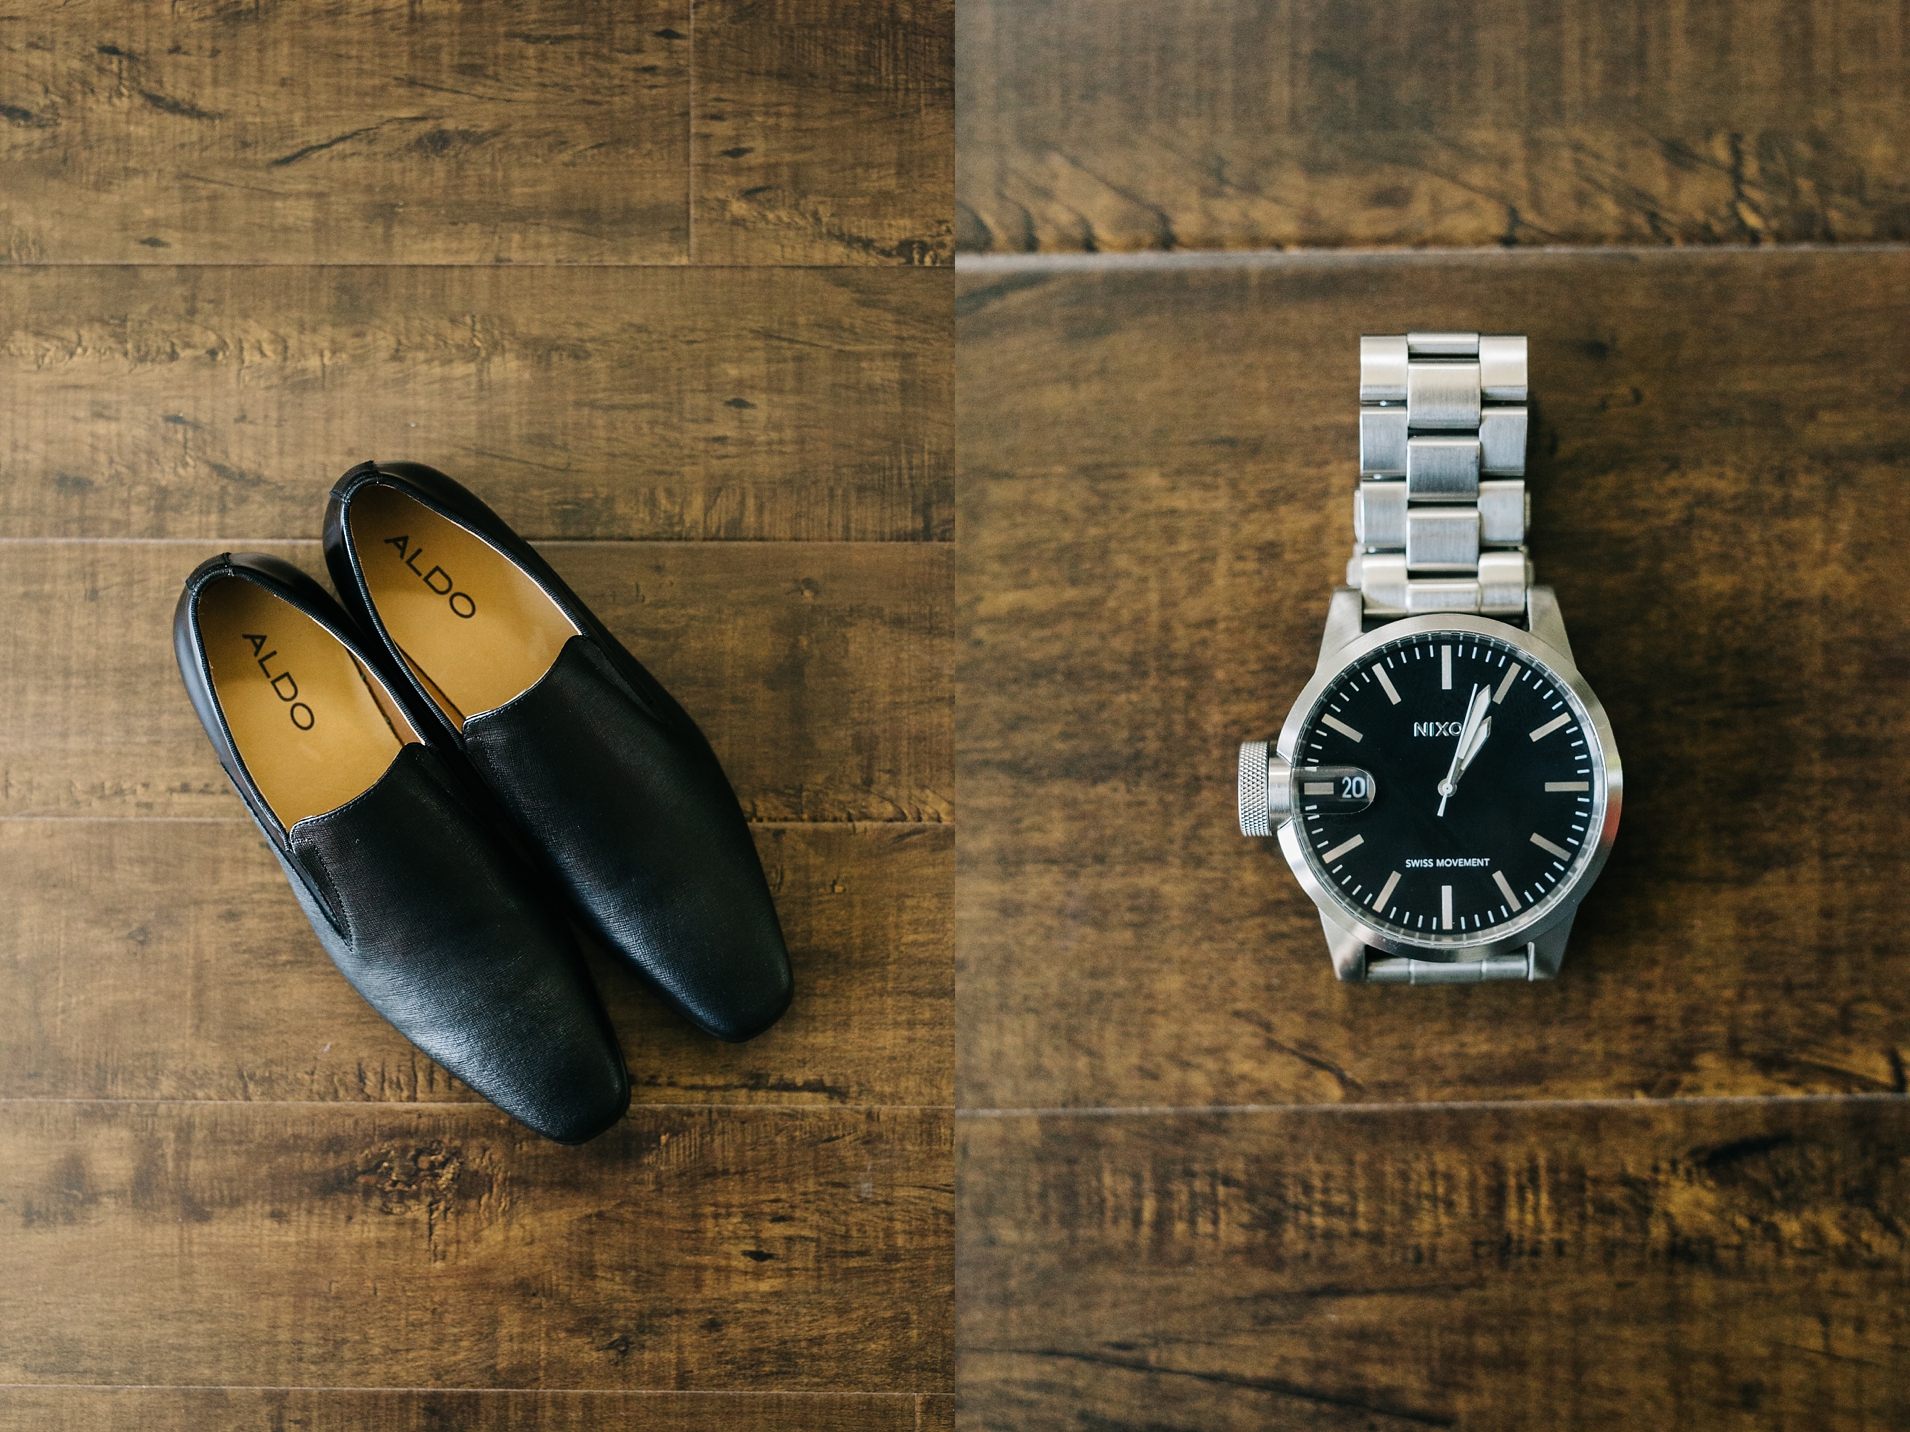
323 461 794 1043
174 553 630 1143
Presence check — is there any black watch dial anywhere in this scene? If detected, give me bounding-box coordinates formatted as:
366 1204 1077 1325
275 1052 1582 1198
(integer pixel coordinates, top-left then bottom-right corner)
1291 631 1605 944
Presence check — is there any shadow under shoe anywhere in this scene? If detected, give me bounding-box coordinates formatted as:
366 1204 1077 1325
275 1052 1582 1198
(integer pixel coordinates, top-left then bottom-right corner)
323 460 793 1043
175 552 630 1143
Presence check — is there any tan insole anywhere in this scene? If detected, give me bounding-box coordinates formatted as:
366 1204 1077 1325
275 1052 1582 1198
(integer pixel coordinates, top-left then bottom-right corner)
348 484 580 726
198 577 420 827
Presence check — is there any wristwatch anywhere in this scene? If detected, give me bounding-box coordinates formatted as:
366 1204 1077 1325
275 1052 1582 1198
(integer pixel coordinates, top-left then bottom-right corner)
1237 332 1621 984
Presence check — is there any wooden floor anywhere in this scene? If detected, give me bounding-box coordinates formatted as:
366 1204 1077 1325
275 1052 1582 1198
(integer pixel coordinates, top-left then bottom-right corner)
12 2 1910 1426
0 3 952 1429
957 0 1910 254
956 5 1910 1430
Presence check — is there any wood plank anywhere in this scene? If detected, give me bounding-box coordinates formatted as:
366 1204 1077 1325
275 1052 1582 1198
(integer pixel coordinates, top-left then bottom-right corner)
0 1 689 264
918 1393 953 1431
0 1388 919 1431
0 1102 952 1391
959 1100 1910 1430
0 539 950 822
693 0 954 266
0 819 949 1107
0 266 951 543
956 250 1910 1110
957 0 1910 253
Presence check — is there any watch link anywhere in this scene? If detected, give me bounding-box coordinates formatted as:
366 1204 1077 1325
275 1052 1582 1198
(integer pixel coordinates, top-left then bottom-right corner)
1237 332 1621 984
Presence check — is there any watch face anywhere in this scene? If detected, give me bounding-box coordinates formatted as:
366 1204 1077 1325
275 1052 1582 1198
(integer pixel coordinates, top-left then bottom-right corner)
1290 630 1608 947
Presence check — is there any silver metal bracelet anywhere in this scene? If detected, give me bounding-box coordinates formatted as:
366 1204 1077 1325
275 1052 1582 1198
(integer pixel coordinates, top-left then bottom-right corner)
1346 332 1532 619
1349 332 1542 983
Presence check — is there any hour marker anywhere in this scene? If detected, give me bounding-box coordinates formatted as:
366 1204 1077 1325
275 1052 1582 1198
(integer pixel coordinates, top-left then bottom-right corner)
1530 832 1572 860
1302 781 1334 796
1373 665 1402 705
1372 870 1402 910
1441 645 1452 689
1320 714 1364 743
1494 663 1522 703
1440 884 1453 930
1492 870 1522 911
1528 712 1571 742
1545 781 1589 792
1323 834 1365 864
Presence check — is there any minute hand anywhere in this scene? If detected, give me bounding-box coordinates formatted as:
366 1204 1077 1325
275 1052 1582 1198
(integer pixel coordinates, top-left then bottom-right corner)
1436 685 1493 816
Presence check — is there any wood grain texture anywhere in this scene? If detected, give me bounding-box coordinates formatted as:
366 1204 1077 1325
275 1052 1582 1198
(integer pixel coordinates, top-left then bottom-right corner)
0 265 951 542
0 0 954 1410
0 0 691 264
960 1099 1910 1430
957 0 1910 254
0 1103 951 1391
0 819 948 1108
0 1388 919 1432
957 249 1910 1110
0 539 950 822
693 0 954 265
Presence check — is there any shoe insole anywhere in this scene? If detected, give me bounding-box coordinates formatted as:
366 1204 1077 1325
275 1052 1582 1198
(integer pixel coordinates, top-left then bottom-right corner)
198 576 420 828
347 484 580 726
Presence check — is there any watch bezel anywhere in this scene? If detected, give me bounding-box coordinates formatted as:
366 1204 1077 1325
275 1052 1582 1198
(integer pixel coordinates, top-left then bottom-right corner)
1273 612 1623 962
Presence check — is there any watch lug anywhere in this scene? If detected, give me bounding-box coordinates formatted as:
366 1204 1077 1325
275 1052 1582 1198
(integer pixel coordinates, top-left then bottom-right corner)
1320 911 1368 982
1530 907 1576 979
1527 585 1575 664
1319 587 1365 668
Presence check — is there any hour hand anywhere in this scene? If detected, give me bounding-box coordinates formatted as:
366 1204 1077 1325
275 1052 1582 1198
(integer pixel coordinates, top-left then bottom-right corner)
1454 708 1493 779
1436 685 1492 815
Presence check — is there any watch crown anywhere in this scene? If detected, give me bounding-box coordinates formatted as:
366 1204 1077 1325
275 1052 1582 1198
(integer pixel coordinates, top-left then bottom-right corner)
1238 740 1284 837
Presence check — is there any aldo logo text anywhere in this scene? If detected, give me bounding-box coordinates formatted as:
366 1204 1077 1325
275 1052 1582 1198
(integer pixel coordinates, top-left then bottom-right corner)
383 534 477 618
242 633 315 729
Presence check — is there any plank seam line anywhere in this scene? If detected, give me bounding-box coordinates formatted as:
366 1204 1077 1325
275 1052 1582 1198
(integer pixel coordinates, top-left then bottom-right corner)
0 262 948 272
687 0 697 265
0 817 954 829
0 817 252 824
0 1098 956 1111
955 240 1910 275
959 1091 1910 1118
0 1384 929 1397
0 538 950 548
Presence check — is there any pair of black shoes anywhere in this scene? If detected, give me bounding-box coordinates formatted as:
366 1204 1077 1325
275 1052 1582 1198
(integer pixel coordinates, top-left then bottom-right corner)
174 461 793 1143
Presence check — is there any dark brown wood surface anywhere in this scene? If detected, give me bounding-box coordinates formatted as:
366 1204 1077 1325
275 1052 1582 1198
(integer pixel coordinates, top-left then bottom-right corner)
0 266 952 543
957 0 1910 254
0 819 949 1108
961 1099 1910 1430
0 1103 949 1388
0 1388 948 1431
0 0 950 266
0 0 953 1422
0 1 690 264
954 247 1910 1425
695 0 955 265
0 540 950 822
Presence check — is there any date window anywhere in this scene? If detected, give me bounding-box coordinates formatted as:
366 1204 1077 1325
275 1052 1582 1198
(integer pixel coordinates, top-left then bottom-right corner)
1296 765 1376 813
